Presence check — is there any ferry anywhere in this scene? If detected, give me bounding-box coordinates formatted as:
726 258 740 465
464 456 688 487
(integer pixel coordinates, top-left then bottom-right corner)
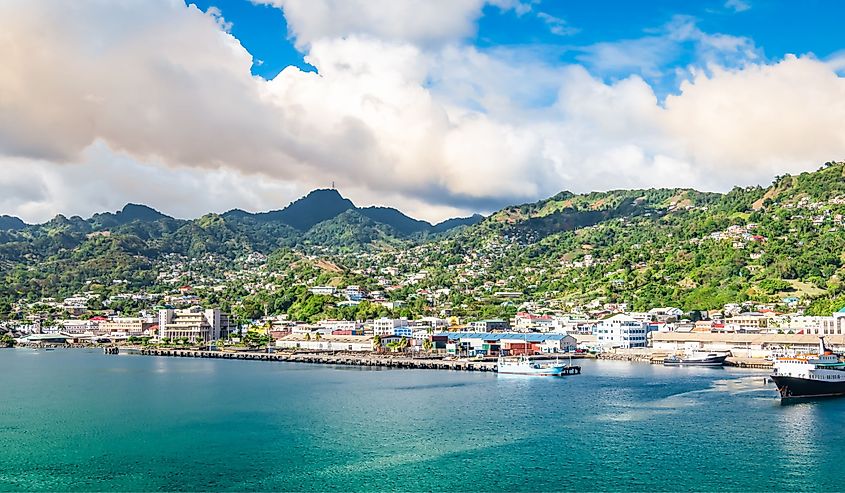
663 352 728 367
495 355 578 376
771 337 845 400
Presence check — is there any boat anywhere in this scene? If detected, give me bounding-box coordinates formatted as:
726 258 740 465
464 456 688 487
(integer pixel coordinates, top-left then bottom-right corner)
771 337 845 400
663 352 728 367
496 355 578 376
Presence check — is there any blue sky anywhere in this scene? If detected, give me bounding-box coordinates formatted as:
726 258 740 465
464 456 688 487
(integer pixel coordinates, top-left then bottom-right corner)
192 0 845 88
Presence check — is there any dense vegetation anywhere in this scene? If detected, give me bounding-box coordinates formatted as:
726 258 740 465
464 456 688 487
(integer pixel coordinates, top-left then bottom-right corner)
2 162 845 319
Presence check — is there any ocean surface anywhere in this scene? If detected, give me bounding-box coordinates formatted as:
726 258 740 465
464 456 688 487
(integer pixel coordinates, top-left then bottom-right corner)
1 349 843 492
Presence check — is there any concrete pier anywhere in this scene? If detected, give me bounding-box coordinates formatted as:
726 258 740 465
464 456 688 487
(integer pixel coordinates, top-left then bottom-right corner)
119 348 584 374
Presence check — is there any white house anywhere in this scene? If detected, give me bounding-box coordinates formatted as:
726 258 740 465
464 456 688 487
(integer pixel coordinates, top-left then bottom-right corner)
593 314 648 349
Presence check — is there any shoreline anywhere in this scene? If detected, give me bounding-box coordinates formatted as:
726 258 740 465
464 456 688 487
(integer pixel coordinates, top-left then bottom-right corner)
110 347 593 373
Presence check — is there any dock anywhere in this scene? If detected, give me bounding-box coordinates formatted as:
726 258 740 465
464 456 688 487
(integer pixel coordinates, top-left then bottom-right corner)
117 348 583 374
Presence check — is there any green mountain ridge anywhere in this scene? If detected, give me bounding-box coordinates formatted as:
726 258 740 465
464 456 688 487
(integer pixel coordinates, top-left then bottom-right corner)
2 162 845 316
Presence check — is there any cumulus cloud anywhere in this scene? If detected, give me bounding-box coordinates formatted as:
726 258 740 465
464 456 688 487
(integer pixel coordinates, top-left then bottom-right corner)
254 0 533 48
0 0 844 225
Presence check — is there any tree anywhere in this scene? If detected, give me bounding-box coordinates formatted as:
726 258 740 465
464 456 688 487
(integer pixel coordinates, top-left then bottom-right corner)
0 333 15 348
372 334 381 352
422 338 433 353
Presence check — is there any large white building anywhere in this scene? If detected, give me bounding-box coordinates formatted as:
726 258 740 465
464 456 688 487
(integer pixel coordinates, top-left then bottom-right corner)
158 307 231 343
373 317 411 337
593 314 648 349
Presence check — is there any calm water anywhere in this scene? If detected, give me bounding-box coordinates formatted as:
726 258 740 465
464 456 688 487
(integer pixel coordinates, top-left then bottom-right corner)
1 349 842 492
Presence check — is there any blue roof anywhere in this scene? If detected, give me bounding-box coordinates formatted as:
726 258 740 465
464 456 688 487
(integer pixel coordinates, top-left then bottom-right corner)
838 306 845 313
433 332 569 342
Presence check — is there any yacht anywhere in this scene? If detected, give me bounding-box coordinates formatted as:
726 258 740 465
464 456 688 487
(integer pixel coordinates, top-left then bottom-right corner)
496 355 575 376
663 352 728 367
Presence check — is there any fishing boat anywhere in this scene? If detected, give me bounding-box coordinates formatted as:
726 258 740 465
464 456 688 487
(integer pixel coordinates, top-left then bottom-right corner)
496 355 577 376
663 352 728 367
771 337 845 400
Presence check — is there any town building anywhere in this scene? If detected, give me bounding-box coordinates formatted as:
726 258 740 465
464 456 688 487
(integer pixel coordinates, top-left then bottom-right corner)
275 334 373 352
373 317 411 337
467 319 510 332
158 307 231 343
593 314 648 349
439 332 576 356
98 317 156 337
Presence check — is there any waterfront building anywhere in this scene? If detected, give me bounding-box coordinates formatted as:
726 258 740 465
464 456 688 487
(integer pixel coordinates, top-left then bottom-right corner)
158 307 231 343
438 332 575 356
373 317 410 336
98 317 156 337
593 314 648 349
275 334 372 352
650 332 845 358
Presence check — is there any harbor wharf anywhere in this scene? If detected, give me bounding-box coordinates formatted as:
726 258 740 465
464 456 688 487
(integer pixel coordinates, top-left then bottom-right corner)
597 351 772 369
117 348 584 374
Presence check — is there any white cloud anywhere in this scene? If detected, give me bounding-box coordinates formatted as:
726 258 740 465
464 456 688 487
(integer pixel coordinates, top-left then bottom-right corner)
725 0 751 13
537 12 579 37
1 1 845 225
253 0 533 48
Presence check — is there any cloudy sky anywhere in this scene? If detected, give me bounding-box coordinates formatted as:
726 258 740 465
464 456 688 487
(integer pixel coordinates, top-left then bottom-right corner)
1 0 844 224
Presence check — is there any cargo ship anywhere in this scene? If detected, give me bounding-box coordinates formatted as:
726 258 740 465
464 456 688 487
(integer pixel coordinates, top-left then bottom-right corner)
771 337 845 400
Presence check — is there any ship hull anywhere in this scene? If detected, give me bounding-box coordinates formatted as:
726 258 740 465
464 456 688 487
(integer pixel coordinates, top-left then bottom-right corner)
663 355 728 367
497 366 567 376
770 375 845 400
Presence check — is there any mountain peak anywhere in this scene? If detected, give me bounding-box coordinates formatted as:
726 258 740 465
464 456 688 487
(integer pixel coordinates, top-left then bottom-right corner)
0 215 26 231
118 203 169 221
265 188 356 230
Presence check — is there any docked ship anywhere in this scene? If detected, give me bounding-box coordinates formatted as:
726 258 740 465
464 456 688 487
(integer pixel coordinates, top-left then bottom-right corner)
771 338 845 400
663 352 728 367
496 355 580 376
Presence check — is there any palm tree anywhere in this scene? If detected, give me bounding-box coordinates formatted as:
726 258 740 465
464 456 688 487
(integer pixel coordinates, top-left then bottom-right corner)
399 336 408 352
372 334 381 352
304 333 311 341
314 332 322 341
422 338 433 353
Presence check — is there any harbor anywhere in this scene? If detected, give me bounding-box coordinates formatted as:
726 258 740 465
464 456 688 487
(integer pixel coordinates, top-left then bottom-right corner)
117 347 584 374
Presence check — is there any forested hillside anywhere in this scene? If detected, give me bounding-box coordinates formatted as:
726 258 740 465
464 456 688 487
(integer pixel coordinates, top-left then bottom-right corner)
2 162 845 318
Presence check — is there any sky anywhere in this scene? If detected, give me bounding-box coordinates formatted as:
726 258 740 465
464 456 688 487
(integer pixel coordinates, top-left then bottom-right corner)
1 0 844 224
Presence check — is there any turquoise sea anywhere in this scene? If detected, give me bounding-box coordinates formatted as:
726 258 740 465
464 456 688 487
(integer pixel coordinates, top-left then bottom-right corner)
1 349 843 492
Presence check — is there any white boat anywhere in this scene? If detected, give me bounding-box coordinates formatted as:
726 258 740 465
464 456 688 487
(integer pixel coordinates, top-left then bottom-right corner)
496 355 577 376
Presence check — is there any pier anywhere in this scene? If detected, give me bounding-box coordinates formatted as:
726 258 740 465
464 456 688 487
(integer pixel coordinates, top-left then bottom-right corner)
120 348 582 374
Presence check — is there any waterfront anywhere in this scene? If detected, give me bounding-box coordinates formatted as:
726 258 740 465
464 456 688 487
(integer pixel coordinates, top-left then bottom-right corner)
2 349 844 491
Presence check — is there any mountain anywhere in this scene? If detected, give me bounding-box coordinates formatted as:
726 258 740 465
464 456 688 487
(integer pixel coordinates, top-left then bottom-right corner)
0 215 25 231
4 162 845 315
432 214 484 233
358 206 431 235
87 204 169 228
252 189 355 230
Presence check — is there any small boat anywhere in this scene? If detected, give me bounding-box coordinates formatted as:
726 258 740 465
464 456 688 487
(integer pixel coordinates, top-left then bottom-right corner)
496 355 577 376
771 337 845 400
663 352 728 367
